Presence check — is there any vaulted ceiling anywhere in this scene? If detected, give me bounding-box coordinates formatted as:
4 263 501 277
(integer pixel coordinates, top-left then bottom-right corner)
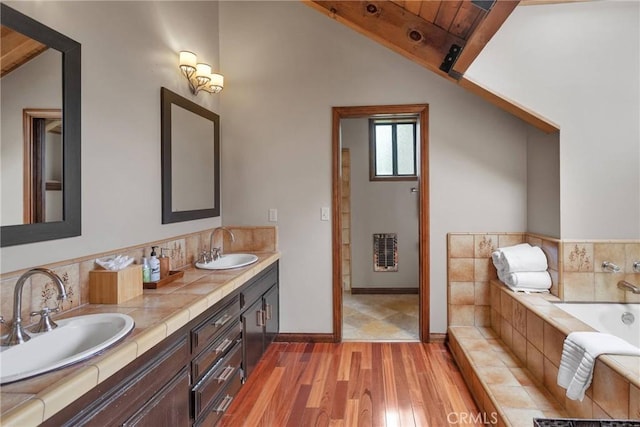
305 0 561 133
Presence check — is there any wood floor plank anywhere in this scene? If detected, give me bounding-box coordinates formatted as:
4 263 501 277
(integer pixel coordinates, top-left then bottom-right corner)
221 342 481 426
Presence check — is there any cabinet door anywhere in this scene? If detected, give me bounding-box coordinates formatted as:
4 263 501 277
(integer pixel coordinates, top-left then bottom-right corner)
122 368 190 427
263 285 279 349
242 298 264 379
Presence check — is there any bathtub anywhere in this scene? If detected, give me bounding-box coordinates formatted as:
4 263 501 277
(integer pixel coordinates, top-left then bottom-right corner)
554 302 640 348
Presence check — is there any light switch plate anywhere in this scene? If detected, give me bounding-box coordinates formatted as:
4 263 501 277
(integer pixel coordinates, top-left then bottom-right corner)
321 207 330 221
268 208 278 222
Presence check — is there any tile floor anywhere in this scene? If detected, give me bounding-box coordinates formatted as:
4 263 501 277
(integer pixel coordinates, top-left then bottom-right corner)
342 292 419 341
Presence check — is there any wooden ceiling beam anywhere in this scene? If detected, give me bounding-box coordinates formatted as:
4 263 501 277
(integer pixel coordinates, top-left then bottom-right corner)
460 77 559 133
451 0 519 76
303 1 559 133
1 25 48 77
305 0 465 80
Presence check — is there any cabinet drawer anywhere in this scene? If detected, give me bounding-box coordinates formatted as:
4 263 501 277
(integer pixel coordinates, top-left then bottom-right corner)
193 341 242 421
192 296 239 354
240 264 277 310
192 321 241 382
194 369 242 427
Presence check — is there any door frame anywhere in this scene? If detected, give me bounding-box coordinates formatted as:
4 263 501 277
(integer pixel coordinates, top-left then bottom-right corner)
331 104 430 342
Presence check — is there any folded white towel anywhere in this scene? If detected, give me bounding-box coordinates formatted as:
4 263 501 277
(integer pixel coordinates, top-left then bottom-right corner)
491 244 531 271
499 245 548 273
504 271 552 289
557 332 640 401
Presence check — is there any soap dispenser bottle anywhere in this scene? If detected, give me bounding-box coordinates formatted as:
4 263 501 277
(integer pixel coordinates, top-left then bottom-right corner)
149 246 160 282
142 257 151 283
159 248 170 279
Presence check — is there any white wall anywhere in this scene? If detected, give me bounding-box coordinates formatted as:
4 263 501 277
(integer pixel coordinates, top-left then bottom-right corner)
219 1 528 334
341 118 419 289
1 1 222 273
527 127 560 237
466 1 640 239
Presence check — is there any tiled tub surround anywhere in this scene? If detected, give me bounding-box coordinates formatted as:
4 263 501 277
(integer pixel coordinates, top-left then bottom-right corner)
447 233 640 425
448 232 561 327
449 282 640 426
448 233 640 327
0 226 278 426
562 240 640 303
491 281 639 419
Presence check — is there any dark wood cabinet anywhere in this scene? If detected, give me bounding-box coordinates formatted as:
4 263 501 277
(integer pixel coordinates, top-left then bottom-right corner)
123 368 191 427
240 263 279 379
42 261 278 427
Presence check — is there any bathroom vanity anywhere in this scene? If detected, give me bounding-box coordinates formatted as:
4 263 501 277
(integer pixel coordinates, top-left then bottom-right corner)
1 255 279 427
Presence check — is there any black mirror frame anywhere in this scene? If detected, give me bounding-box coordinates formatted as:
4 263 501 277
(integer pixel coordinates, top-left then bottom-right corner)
160 87 220 224
1 4 81 247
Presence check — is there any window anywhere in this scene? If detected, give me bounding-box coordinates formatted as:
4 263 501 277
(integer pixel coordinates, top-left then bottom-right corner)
369 119 417 181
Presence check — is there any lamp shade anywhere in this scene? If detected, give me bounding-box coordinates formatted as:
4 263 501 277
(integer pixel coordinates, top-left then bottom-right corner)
210 73 224 88
196 63 212 79
179 51 197 68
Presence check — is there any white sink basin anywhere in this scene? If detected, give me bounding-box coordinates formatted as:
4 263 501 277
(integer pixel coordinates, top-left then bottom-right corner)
196 253 259 270
0 313 134 384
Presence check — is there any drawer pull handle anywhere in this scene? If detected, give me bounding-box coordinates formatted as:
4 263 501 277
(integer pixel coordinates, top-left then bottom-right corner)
266 303 273 320
256 310 265 327
214 313 232 327
215 395 234 414
215 338 233 354
215 365 235 383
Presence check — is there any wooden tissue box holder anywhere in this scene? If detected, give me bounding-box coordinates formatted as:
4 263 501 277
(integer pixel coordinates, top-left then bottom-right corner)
89 264 143 304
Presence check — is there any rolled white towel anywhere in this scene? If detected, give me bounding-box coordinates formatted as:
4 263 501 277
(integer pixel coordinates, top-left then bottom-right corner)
504 271 552 289
492 243 531 271
499 245 548 272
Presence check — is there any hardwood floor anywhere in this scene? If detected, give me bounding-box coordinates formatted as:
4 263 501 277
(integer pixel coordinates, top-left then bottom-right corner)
220 342 483 426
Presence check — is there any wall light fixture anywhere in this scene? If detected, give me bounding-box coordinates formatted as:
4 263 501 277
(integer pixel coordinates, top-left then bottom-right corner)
179 51 224 95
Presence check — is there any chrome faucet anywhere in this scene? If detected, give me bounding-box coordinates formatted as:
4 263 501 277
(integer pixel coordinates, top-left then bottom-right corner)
2 268 68 346
602 261 621 273
617 280 640 294
209 227 236 260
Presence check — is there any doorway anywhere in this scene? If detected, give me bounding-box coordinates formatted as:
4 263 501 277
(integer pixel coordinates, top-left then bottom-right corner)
331 105 430 342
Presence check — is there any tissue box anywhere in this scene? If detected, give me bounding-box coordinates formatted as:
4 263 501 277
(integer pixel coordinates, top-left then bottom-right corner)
89 264 143 304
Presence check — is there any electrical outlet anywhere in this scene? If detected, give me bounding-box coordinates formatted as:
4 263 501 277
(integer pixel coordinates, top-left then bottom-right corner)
268 208 278 222
321 207 330 221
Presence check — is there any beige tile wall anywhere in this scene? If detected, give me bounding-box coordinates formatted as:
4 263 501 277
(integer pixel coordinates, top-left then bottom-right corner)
447 233 561 327
562 240 640 303
0 226 277 335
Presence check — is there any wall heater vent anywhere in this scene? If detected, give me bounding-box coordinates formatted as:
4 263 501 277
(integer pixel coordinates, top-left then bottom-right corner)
373 233 398 272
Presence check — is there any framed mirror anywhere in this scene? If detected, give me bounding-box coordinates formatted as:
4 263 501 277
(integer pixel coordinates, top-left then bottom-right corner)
161 87 220 224
0 3 81 247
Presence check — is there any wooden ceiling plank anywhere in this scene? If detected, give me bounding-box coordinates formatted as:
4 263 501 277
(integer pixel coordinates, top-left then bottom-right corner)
418 1 441 23
449 1 482 39
459 77 559 133
1 27 48 77
404 1 422 15
434 0 462 31
391 1 406 8
451 0 519 75
305 0 465 79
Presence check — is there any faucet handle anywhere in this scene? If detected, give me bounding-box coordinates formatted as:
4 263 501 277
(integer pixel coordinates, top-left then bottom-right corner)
29 307 59 333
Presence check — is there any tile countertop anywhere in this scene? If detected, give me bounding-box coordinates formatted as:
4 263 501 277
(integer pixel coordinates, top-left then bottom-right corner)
0 252 280 427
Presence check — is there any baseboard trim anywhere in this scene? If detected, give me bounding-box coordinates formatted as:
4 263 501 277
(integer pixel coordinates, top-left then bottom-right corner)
275 333 336 343
430 333 447 343
350 287 419 294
